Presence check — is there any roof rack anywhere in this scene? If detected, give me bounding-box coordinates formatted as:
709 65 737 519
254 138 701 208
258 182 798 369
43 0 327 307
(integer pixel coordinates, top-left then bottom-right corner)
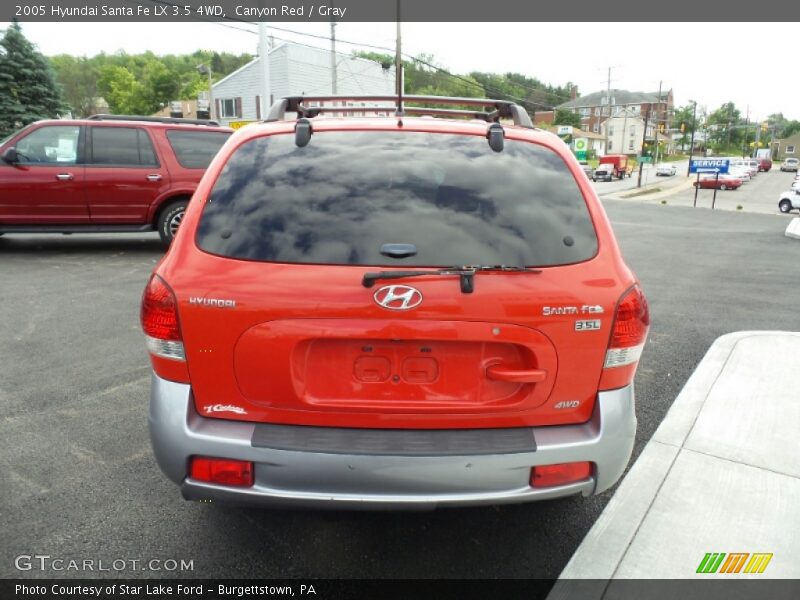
87 114 222 127
266 95 534 129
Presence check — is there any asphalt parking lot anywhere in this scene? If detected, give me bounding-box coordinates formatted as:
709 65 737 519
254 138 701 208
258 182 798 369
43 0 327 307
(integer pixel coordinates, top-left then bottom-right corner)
2 195 800 580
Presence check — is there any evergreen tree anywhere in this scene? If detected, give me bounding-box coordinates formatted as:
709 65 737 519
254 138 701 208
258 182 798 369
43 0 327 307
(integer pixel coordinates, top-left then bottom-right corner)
0 21 65 136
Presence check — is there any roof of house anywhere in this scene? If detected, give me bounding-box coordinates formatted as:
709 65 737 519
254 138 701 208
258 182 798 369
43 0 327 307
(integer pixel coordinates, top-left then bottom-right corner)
558 89 664 109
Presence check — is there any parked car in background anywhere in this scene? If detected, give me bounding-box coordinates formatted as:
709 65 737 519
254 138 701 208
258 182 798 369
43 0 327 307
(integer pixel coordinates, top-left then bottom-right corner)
693 174 743 190
0 115 232 245
756 156 772 171
778 189 800 213
729 159 758 178
655 163 677 176
728 167 751 182
780 158 799 172
142 94 650 509
578 160 594 178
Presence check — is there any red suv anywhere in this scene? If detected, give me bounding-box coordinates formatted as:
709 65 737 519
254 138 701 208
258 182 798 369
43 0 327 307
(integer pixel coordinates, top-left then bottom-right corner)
0 115 232 244
142 96 650 508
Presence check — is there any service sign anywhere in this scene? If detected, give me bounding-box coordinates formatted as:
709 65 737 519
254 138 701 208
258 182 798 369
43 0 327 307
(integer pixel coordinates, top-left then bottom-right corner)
690 159 729 174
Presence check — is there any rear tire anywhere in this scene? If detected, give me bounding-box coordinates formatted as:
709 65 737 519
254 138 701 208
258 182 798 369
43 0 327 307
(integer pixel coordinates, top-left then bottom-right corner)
157 200 188 246
720 184 728 190
779 200 792 213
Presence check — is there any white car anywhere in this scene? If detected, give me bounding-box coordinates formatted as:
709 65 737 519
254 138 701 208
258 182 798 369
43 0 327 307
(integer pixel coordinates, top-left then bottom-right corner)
781 158 799 172
728 167 751 182
655 163 677 176
729 159 758 177
778 189 800 213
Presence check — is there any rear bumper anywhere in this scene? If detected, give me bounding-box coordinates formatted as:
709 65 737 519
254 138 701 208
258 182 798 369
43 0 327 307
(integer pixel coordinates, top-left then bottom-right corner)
148 373 636 509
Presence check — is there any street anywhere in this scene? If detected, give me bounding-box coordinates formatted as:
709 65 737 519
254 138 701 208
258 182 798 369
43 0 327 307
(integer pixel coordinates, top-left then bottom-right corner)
2 195 799 579
589 160 690 196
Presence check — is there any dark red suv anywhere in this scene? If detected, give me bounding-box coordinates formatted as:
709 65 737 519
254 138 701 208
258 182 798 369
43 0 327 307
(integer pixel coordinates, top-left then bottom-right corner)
0 115 232 244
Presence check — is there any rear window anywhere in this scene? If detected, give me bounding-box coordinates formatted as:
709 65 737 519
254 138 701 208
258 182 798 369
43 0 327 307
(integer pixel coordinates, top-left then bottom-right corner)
166 130 231 168
196 131 598 267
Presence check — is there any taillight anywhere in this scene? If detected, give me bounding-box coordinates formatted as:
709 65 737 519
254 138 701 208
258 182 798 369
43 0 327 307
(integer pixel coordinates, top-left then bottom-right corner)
141 275 185 361
190 457 254 487
599 285 649 390
531 462 592 488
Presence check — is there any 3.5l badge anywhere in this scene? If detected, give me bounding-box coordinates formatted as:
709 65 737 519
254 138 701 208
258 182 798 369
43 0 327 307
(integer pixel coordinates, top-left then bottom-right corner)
575 319 601 331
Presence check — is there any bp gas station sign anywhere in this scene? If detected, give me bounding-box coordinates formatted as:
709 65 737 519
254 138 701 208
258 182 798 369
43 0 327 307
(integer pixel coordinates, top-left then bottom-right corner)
574 137 588 160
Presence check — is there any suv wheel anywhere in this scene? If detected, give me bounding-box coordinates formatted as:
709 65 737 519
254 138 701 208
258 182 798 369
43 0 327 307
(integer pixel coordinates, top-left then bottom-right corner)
157 200 188 245
779 199 793 213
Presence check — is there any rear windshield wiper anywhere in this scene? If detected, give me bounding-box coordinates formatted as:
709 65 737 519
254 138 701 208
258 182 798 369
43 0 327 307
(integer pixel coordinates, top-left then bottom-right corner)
362 265 541 294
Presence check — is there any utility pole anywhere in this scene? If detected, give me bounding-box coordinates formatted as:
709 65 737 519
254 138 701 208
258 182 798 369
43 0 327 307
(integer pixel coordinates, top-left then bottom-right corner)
330 20 337 94
687 100 697 176
653 81 662 165
742 105 749 158
395 0 403 115
637 107 650 188
602 67 612 154
258 18 271 119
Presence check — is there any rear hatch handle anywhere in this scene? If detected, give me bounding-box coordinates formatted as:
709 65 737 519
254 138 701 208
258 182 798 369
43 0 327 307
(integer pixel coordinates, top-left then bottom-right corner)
486 365 547 383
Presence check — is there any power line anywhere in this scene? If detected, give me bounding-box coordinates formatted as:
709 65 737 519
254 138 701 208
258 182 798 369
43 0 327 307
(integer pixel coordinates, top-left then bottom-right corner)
130 0 570 109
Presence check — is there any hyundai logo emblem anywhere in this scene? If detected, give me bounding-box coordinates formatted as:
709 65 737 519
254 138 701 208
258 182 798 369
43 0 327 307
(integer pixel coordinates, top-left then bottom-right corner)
373 285 423 310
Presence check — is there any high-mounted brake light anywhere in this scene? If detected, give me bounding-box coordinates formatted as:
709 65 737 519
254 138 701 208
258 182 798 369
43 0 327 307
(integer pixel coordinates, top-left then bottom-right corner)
141 275 185 361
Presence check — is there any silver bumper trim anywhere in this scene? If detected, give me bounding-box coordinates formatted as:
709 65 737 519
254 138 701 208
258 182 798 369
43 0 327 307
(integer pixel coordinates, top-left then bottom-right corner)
148 374 636 509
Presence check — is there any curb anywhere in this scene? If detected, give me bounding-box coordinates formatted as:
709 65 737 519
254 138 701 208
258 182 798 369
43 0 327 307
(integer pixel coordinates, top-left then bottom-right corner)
549 331 800 590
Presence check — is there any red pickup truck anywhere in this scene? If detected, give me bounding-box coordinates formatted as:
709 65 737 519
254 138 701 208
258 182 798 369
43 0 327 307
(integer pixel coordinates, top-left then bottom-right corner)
0 115 232 244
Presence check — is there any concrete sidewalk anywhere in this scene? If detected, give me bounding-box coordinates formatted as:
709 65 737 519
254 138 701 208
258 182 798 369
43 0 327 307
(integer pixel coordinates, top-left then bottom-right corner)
551 331 800 589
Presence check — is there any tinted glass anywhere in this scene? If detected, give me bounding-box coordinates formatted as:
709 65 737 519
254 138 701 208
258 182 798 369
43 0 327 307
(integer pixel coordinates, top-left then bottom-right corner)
197 131 597 267
91 127 157 166
166 130 230 168
15 126 80 164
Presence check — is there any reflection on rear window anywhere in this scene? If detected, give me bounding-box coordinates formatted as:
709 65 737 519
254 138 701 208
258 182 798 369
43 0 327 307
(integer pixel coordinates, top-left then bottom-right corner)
197 131 597 267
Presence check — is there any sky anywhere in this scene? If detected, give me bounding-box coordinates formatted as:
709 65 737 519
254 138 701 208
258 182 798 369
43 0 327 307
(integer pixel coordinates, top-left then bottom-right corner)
4 21 795 121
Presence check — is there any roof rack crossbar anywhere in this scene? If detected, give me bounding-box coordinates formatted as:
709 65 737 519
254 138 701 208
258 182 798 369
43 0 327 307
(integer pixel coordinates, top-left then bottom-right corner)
87 114 221 127
265 95 533 128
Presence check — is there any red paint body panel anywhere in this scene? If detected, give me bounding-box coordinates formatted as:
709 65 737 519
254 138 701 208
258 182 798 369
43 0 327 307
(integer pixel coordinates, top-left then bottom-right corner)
147 117 646 430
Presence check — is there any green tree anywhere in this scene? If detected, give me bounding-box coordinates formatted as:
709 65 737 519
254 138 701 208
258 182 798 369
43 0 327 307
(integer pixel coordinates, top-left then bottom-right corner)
0 21 65 136
553 108 582 128
50 54 98 117
97 64 148 114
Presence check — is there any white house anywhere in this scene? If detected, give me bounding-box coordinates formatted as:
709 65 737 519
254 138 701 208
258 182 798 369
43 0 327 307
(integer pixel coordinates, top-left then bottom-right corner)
211 42 396 126
600 109 653 154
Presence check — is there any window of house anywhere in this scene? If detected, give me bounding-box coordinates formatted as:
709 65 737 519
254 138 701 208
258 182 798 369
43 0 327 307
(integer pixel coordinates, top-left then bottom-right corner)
592 124 599 133
628 140 635 151
787 145 796 154
630 127 636 137
219 98 239 118
594 107 601 116
608 126 614 136
608 141 613 151
579 108 590 117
